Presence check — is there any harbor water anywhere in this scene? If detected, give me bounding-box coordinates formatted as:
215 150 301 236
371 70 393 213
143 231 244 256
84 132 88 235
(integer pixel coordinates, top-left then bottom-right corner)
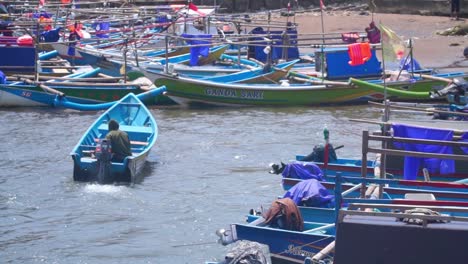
1 104 409 263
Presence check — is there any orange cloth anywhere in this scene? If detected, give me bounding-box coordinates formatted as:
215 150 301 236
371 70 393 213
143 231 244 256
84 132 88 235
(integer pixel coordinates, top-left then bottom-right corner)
348 42 372 66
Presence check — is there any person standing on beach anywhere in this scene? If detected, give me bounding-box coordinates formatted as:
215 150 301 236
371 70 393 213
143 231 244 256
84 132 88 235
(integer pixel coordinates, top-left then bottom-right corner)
450 0 460 20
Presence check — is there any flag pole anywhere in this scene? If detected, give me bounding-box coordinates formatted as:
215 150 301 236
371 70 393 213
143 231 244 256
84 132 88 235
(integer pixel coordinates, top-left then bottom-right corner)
379 22 388 102
320 0 325 83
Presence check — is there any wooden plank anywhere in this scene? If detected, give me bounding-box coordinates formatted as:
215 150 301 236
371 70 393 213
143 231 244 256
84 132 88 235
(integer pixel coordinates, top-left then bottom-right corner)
131 141 148 146
94 138 148 146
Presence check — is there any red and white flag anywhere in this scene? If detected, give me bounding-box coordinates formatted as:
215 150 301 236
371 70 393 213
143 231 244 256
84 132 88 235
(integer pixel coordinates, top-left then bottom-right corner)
320 0 324 10
287 2 291 12
187 1 206 16
39 0 46 8
188 2 198 11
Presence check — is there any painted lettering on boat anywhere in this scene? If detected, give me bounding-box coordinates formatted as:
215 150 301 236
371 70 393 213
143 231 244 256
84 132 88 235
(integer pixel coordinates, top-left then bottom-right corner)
284 244 316 258
240 90 264 99
204 88 264 99
205 88 237 97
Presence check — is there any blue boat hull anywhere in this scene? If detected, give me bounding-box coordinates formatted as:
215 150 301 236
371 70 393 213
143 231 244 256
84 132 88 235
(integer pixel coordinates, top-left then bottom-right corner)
226 223 335 263
70 93 158 184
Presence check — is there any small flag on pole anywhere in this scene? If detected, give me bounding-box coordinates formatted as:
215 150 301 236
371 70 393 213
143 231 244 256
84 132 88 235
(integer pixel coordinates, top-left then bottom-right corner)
188 2 198 11
288 1 291 12
320 0 324 10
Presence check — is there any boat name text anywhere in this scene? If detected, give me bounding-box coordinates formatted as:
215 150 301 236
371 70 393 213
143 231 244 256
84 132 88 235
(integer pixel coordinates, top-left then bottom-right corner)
205 88 264 99
285 244 316 258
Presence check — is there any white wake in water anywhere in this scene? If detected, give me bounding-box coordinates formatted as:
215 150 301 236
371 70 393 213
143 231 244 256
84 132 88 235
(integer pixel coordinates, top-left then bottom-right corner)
83 184 128 194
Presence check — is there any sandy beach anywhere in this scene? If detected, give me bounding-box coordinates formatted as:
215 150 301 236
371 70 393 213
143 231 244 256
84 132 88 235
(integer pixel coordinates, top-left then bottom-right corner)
270 11 467 71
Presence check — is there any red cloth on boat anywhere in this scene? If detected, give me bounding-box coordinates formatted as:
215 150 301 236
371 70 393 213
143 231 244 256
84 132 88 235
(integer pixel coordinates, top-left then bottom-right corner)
262 198 304 231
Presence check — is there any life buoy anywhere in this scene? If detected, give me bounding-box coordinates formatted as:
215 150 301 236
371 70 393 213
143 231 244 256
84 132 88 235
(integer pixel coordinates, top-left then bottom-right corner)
348 42 372 66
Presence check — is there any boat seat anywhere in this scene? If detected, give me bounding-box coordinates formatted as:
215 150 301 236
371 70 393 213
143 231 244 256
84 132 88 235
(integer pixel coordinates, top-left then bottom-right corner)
118 125 153 135
131 141 148 146
82 150 95 156
404 193 436 201
94 138 148 146
98 123 152 136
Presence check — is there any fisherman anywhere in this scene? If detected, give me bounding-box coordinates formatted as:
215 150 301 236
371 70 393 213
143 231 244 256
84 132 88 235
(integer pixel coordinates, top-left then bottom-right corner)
105 119 132 162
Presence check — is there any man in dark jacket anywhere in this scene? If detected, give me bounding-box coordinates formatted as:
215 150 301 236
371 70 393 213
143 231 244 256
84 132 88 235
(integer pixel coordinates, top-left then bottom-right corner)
105 119 132 162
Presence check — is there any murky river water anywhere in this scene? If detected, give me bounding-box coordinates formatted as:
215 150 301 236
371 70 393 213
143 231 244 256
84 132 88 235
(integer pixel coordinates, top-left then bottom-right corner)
0 104 409 263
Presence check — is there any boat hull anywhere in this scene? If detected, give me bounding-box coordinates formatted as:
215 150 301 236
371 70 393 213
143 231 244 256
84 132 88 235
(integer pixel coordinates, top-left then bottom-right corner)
0 82 171 107
70 93 158 184
152 75 468 107
225 223 335 263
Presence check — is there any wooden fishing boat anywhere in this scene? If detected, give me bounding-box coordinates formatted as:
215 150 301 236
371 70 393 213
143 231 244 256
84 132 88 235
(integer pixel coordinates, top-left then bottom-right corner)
278 121 468 192
70 93 158 184
275 177 468 224
224 179 468 263
75 44 230 77
138 71 466 107
139 59 298 84
217 212 336 264
0 68 174 107
0 72 167 108
47 42 191 66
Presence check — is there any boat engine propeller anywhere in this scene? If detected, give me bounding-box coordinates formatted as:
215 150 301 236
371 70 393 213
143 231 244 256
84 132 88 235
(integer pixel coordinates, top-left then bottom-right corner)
95 139 112 184
430 78 467 104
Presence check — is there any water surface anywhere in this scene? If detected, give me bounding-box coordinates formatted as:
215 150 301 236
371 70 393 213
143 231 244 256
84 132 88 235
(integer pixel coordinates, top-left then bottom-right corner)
0 105 402 263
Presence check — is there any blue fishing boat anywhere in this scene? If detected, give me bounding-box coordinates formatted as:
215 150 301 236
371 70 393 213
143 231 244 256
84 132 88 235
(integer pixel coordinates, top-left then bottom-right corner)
76 44 230 77
273 123 468 191
217 201 336 264
140 59 298 85
70 93 158 184
0 63 170 108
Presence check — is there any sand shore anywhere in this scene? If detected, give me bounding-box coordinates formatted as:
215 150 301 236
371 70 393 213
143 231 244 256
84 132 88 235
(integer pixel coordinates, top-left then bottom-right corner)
270 11 467 71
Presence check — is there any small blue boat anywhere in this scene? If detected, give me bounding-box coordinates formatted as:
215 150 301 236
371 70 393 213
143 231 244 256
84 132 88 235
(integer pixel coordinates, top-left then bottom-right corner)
70 93 158 184
217 208 336 263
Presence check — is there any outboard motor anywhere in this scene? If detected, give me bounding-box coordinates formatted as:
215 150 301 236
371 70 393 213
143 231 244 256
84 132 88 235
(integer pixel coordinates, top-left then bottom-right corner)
430 78 468 104
301 144 339 163
95 139 112 184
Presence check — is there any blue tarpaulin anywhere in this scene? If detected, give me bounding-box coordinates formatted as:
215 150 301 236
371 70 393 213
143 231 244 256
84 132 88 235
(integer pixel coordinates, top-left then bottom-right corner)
40 27 62 42
93 22 110 38
32 11 52 19
392 124 455 180
247 25 299 63
281 161 324 181
462 133 468 154
400 57 422 71
283 179 335 207
0 70 6 84
181 34 211 66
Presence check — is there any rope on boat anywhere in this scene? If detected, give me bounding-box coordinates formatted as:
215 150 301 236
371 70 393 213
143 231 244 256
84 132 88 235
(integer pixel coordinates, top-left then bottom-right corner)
397 208 449 226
